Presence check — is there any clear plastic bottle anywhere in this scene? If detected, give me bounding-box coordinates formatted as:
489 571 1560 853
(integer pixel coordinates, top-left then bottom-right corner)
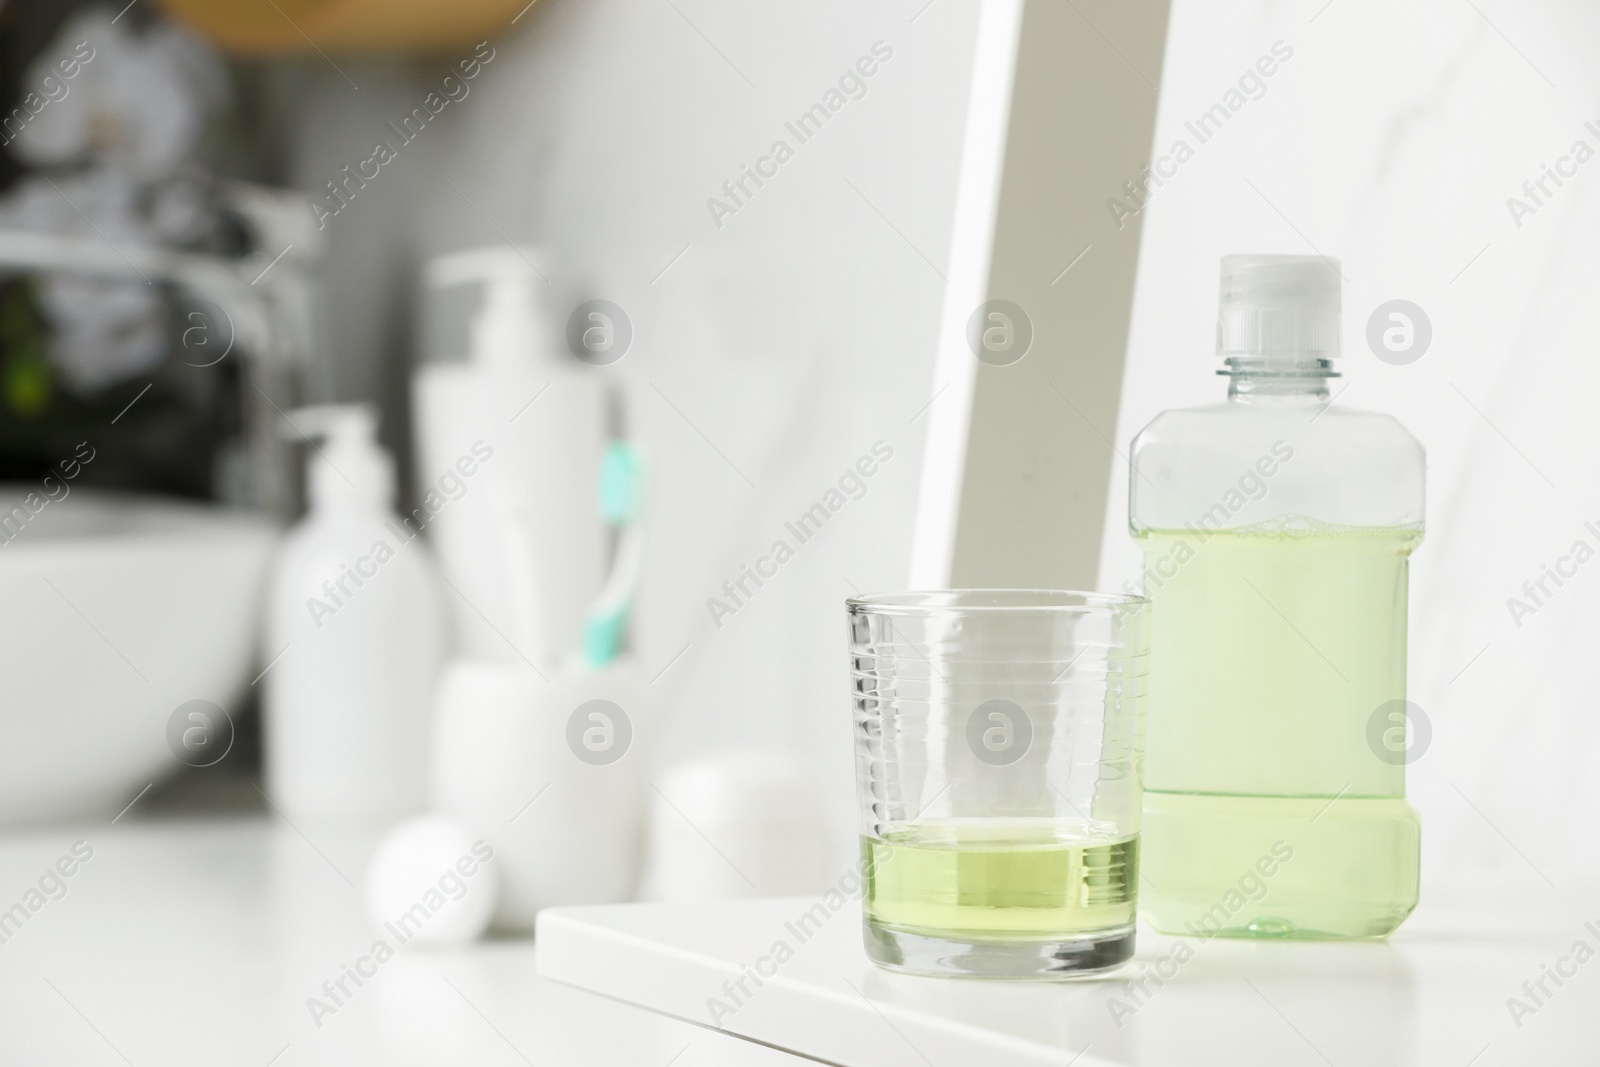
1129 256 1423 939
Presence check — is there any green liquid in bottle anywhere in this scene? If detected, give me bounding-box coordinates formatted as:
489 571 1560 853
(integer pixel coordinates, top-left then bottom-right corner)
863 819 1137 941
1137 523 1421 939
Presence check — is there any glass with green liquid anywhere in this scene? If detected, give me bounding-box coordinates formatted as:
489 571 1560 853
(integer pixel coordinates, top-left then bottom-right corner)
849 590 1150 978
1129 255 1425 940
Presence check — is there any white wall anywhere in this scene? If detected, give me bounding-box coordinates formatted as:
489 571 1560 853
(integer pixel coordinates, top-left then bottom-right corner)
269 0 1600 894
271 0 981 859
1100 0 1600 889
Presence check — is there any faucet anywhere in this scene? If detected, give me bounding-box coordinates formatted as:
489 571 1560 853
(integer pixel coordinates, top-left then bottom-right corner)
0 182 321 517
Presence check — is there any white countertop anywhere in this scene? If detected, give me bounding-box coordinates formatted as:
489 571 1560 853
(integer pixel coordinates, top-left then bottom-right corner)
538 886 1600 1067
0 818 796 1066
5 815 1594 1066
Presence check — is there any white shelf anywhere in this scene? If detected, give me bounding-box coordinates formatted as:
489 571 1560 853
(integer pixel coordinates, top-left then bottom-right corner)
537 889 1600 1066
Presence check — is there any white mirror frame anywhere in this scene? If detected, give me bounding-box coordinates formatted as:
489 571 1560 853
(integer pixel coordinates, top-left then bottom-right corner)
910 0 1171 590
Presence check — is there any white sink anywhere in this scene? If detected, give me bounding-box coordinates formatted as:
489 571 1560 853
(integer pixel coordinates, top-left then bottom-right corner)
0 488 278 822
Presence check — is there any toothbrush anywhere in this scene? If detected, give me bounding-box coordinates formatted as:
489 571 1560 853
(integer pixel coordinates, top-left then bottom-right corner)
582 441 645 669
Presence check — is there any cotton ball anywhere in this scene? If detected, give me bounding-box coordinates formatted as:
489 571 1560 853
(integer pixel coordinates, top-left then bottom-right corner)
366 816 497 947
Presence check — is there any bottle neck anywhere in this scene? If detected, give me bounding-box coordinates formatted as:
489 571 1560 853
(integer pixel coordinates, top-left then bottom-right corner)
1219 355 1336 403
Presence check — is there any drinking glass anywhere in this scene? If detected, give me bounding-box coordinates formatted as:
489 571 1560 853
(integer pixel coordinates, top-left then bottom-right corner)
849 590 1150 978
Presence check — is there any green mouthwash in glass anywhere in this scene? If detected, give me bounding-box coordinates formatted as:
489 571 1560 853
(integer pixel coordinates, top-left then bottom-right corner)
1129 255 1423 939
863 819 1137 941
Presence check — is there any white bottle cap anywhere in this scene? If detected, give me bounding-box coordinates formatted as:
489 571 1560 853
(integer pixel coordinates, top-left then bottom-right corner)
1217 254 1341 360
284 403 395 514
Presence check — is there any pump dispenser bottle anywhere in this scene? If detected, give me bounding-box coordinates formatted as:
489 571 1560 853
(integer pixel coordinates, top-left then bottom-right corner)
414 246 607 669
1130 256 1424 939
264 404 444 825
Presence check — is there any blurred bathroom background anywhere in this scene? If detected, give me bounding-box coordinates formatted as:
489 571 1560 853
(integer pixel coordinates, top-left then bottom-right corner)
2 0 1598 915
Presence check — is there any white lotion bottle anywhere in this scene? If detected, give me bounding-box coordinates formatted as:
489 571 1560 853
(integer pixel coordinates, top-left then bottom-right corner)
264 404 445 825
413 246 607 670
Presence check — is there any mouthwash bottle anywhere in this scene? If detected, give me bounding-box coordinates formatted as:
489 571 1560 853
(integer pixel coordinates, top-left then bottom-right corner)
1129 255 1423 939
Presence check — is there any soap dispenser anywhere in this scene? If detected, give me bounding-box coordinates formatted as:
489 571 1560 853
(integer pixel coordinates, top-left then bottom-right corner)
413 246 607 669
1130 256 1424 940
264 404 445 825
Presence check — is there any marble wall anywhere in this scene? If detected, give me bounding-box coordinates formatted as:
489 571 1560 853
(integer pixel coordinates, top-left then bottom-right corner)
277 0 1600 886
272 0 977 857
1100 0 1600 888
